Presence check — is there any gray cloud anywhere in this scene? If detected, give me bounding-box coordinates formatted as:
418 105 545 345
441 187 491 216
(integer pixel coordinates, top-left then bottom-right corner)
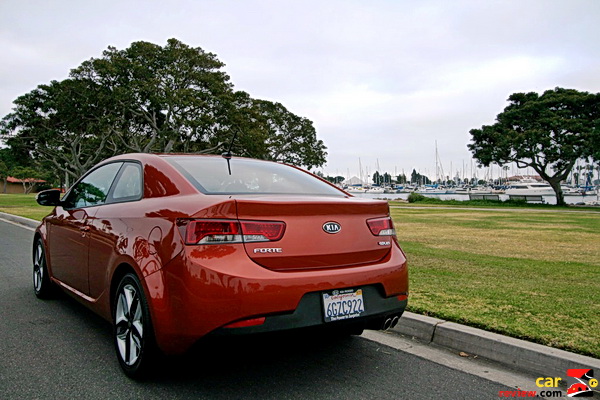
1 0 599 179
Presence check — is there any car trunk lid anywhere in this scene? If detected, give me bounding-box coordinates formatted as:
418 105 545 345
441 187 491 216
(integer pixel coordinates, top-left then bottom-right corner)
235 196 394 271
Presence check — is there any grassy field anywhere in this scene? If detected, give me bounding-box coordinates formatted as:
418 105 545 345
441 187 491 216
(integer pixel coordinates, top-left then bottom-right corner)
1 194 599 358
391 205 600 358
0 193 51 220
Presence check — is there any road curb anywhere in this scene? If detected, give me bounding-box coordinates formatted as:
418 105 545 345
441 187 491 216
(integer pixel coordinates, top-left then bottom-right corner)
391 312 600 378
0 211 39 229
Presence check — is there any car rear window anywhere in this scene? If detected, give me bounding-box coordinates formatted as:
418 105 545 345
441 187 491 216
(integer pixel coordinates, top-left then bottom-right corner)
165 156 345 196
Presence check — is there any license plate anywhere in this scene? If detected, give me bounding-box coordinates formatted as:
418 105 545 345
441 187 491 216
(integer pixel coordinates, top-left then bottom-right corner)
322 288 365 322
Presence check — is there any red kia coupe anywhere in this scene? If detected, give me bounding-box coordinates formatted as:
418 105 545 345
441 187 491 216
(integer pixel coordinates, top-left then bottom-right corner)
33 153 408 377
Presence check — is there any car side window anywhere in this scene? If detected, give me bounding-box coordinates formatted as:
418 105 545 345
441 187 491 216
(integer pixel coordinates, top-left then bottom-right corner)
108 162 143 202
63 162 123 209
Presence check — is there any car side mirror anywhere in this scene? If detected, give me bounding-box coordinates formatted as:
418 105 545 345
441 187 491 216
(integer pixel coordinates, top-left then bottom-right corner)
36 189 62 206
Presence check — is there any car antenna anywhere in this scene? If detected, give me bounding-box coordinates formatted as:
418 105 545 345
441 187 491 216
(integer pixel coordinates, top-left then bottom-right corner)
221 129 239 175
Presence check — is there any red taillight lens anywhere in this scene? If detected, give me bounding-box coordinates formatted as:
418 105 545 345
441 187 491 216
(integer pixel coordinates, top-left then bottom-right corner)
182 219 285 245
185 220 242 244
240 221 285 242
367 217 396 236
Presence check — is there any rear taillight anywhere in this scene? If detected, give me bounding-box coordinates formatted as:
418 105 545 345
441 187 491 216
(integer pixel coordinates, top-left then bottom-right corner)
182 219 285 245
240 221 286 242
367 217 396 236
185 220 242 244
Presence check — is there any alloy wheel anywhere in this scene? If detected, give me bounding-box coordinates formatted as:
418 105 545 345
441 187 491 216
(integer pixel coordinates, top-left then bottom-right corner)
115 283 144 366
33 241 44 293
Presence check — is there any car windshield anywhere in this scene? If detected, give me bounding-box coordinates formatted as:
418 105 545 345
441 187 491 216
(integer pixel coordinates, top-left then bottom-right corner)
165 156 345 196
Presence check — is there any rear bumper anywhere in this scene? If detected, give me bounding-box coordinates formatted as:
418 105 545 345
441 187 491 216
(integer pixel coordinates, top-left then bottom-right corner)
147 243 408 354
210 285 407 336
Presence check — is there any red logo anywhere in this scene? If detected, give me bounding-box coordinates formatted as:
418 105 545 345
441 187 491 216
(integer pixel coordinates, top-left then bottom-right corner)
566 369 595 397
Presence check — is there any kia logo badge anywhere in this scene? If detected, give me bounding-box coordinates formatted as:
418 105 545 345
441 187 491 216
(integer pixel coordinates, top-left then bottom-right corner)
323 222 341 234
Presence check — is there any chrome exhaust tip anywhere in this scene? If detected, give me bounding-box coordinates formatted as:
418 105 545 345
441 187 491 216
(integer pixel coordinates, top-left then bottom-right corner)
390 316 399 328
382 318 392 331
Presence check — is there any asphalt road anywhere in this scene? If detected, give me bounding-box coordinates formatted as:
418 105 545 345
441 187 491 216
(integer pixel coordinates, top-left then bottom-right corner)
0 218 527 400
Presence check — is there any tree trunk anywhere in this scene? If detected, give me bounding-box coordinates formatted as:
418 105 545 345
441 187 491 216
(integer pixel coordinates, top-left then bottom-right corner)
547 178 566 206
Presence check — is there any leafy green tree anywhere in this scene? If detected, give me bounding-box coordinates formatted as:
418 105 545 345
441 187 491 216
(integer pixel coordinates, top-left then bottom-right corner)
2 78 115 185
468 88 600 205
372 171 381 185
0 160 8 193
323 175 345 184
70 38 234 154
372 171 392 185
1 38 327 183
10 166 41 194
410 169 431 185
250 99 326 169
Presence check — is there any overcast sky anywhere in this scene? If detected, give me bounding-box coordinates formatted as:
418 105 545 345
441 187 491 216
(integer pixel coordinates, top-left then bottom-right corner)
2 0 599 180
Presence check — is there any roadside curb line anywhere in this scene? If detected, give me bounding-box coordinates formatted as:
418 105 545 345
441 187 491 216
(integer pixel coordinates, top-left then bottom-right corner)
2 211 599 378
0 211 39 229
391 312 600 378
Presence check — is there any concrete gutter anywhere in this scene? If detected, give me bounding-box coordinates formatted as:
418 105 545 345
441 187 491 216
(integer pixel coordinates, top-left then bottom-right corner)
391 312 600 378
0 211 39 229
2 211 599 378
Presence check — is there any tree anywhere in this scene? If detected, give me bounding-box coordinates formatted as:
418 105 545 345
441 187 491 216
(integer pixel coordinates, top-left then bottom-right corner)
382 172 392 185
468 88 600 206
410 169 431 185
250 99 327 169
323 175 345 184
1 78 116 185
10 166 41 194
396 173 407 184
69 38 234 155
0 160 8 193
371 171 392 185
372 171 381 185
1 38 327 184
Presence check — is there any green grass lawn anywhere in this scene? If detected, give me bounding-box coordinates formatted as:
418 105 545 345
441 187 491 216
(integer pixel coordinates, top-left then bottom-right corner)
1 194 599 358
0 193 50 220
392 206 600 358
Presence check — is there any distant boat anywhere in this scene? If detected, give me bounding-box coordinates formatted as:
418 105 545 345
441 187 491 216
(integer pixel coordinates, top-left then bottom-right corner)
469 186 494 194
416 185 447 194
562 186 584 196
345 184 366 194
505 182 554 196
365 186 385 194
396 185 416 193
562 185 598 196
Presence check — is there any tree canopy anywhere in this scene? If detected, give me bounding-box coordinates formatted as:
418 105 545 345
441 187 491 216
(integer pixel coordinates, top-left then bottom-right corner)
0 39 327 184
468 87 600 205
410 169 431 185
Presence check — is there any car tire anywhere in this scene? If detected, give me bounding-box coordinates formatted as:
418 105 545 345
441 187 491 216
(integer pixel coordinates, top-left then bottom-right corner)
113 273 158 379
33 238 54 299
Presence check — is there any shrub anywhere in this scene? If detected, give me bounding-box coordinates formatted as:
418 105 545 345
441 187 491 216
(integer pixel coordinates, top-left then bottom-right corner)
407 192 426 203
